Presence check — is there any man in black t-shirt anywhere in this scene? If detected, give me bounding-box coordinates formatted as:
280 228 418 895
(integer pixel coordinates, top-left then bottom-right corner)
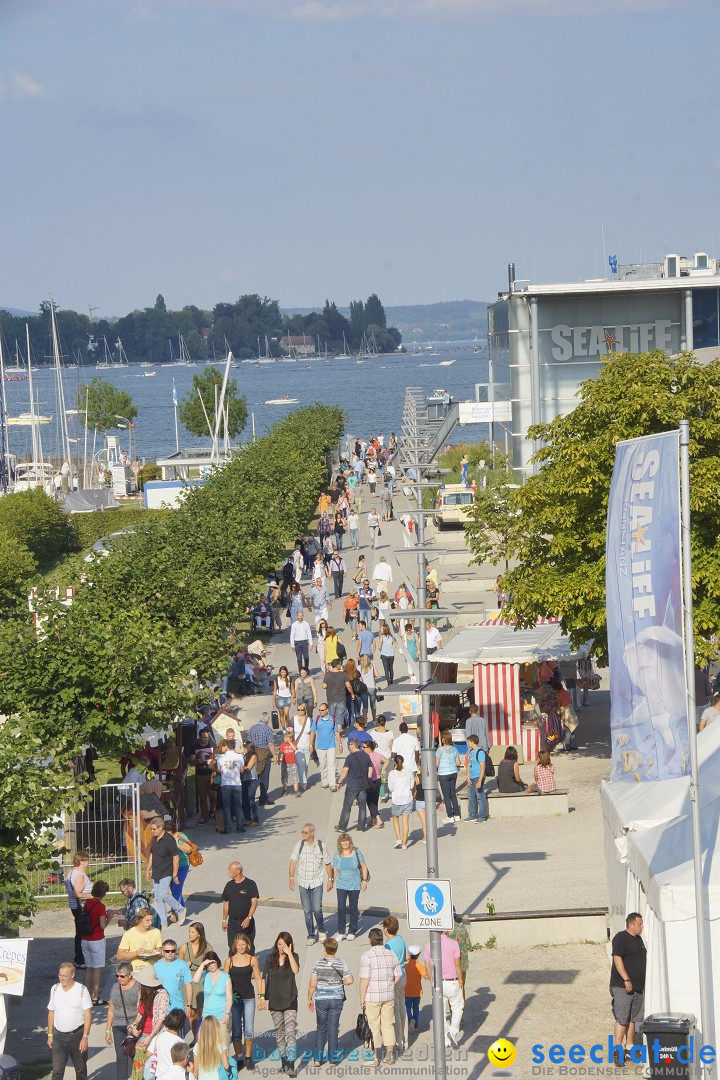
335 738 372 832
610 912 646 1065
146 818 186 928
221 861 259 952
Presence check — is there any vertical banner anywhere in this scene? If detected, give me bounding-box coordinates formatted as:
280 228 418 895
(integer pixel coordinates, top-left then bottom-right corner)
606 430 689 781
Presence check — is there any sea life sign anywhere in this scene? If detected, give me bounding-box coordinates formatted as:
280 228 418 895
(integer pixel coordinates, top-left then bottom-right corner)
606 431 689 781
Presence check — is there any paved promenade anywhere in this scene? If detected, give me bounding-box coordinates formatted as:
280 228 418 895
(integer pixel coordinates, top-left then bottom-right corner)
11 491 616 1078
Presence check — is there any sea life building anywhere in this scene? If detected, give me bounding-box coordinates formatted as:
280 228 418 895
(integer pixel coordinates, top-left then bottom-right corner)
487 253 720 476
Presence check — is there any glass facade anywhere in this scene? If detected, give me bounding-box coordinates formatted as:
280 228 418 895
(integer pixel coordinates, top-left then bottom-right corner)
692 289 719 349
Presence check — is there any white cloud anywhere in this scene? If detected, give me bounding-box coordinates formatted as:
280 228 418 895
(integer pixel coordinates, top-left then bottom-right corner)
12 72 45 99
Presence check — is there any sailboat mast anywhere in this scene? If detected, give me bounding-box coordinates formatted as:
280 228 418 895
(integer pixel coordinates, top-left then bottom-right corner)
25 323 41 468
0 332 9 493
50 300 74 488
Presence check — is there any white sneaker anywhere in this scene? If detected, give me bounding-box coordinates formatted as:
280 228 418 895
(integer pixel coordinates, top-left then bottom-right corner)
394 840 402 848
336 933 345 941
176 907 187 925
345 933 355 940
453 816 461 822
442 817 455 825
318 932 327 942
447 1029 459 1048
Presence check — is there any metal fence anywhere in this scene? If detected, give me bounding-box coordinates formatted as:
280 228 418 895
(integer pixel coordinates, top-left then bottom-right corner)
33 782 143 900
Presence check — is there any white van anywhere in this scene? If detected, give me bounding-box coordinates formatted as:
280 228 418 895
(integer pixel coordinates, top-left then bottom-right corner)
432 483 475 528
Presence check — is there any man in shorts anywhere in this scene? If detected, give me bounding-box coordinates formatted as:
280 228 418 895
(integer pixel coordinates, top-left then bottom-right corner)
610 912 646 1066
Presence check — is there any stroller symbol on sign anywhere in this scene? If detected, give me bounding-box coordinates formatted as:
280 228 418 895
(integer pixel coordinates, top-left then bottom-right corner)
421 887 438 913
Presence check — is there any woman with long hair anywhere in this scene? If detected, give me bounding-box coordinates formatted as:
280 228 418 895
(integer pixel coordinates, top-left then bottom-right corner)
259 932 300 1078
436 730 462 824
363 740 383 828
343 659 364 727
287 582 309 621
330 834 368 939
273 666 293 726
192 1015 231 1080
170 820 193 907
224 933 262 1070
179 922 211 1036
316 620 328 674
379 624 395 686
128 968 170 1073
388 754 414 850
359 655 378 724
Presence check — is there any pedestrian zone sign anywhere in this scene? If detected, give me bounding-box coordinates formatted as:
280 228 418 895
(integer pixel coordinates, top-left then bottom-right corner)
405 878 453 931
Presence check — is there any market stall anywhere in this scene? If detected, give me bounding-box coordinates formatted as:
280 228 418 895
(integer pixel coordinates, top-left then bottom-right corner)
430 618 593 761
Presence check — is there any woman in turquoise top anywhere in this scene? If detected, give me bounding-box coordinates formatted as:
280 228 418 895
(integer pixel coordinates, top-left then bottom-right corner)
330 834 368 939
436 731 462 822
194 951 232 1028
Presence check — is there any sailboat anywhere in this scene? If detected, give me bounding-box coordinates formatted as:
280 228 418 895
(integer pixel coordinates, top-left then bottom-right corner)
12 324 55 493
96 336 113 369
113 337 130 366
3 339 27 377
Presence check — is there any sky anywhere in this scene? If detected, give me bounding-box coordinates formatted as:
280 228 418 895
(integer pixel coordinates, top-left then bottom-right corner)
1 0 718 315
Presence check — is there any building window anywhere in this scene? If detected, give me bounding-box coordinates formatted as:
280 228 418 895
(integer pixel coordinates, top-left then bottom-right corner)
692 289 719 349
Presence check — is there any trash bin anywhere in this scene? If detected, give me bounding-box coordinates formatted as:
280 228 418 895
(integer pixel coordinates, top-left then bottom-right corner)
0 1054 21 1080
642 1013 698 1079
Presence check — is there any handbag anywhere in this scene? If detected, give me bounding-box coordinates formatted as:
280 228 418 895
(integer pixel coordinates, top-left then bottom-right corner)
117 982 138 1059
188 842 203 868
356 1007 373 1045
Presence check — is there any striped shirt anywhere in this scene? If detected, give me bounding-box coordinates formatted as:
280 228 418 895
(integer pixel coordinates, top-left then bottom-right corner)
290 839 330 889
359 946 401 1003
311 956 351 1002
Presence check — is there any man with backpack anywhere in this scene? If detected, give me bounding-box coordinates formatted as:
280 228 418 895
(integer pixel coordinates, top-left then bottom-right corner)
288 823 333 946
466 735 488 823
117 878 162 931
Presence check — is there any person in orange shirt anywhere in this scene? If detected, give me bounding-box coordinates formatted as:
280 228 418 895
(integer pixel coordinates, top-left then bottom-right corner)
343 590 360 637
404 945 426 1032
318 492 332 514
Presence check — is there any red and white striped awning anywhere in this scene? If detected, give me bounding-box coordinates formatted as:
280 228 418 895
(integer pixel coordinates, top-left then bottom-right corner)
431 618 592 666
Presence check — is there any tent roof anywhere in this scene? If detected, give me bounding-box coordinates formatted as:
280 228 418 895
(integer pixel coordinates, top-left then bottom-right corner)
431 620 592 666
601 722 720 844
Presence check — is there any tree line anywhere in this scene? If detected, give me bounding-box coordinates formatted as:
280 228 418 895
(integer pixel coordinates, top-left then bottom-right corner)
1 292 402 365
0 403 345 932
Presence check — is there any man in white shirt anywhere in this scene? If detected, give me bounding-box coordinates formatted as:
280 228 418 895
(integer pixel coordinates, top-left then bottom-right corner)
47 962 93 1080
426 625 443 655
347 510 360 549
392 722 420 769
290 610 313 672
373 555 393 597
311 578 330 627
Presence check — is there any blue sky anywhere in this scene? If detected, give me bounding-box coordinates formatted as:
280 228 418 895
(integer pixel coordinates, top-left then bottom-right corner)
1 0 717 315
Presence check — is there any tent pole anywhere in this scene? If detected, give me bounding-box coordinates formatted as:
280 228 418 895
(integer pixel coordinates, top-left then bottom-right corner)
680 418 715 1076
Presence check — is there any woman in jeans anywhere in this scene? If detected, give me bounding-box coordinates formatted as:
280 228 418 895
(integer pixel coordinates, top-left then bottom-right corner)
436 731 462 823
330 834 368 939
273 665 294 726
359 655 378 724
224 932 262 1070
293 668 317 713
106 962 139 1080
307 938 354 1066
259 933 300 1078
379 624 395 686
241 742 260 826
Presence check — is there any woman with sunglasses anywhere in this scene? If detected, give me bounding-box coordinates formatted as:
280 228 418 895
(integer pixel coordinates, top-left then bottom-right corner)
106 963 139 1080
194 952 231 1037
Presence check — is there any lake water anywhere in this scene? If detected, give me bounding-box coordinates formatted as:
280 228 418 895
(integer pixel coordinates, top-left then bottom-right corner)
2 342 489 462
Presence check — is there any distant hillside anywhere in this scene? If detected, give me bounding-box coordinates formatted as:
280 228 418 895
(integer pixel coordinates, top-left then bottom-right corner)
1 306 35 318
281 299 487 342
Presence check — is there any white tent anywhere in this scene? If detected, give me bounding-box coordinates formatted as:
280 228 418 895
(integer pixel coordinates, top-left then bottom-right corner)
601 723 720 936
431 619 592 666
622 794 720 1041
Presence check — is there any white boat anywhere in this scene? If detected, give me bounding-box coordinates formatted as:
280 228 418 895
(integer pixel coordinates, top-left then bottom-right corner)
439 359 456 366
265 396 298 405
7 412 52 425
143 371 157 377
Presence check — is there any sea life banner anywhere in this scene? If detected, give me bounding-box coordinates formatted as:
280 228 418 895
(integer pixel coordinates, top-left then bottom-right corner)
606 430 689 781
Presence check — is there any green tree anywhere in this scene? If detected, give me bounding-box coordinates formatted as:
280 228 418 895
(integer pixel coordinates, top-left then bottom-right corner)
463 351 720 663
178 367 248 439
0 489 78 562
364 293 387 329
0 534 37 614
155 293 167 312
76 377 138 433
349 300 365 343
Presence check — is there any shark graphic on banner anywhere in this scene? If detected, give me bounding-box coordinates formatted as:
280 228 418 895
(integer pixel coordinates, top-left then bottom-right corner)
606 430 689 781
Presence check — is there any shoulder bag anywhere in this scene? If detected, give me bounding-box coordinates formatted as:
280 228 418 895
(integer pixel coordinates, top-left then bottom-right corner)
118 982 139 1058
356 1006 373 1046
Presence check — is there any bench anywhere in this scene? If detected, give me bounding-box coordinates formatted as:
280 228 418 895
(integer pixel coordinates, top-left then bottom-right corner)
487 788 569 818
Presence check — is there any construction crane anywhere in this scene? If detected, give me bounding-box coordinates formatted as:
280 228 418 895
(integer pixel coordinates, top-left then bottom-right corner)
88 305 100 323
